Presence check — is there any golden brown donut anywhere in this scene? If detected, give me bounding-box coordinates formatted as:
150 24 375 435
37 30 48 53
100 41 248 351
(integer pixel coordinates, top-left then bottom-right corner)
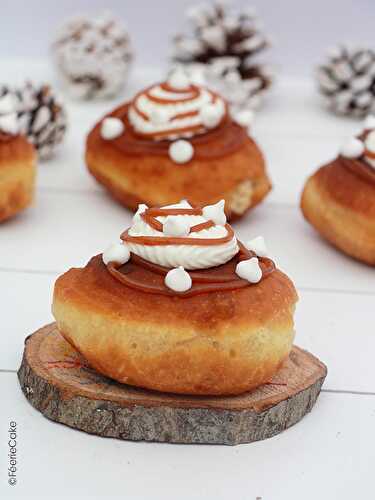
301 128 375 265
85 72 271 220
0 135 36 223
52 202 298 396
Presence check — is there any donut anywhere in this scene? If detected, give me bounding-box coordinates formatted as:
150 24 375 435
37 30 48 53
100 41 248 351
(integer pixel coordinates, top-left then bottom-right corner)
301 118 375 265
85 69 271 220
0 94 36 223
53 200 298 396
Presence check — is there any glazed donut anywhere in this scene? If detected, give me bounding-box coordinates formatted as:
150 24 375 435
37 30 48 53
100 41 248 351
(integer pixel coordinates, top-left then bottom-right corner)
53 200 298 396
85 69 271 220
301 119 375 265
0 93 36 223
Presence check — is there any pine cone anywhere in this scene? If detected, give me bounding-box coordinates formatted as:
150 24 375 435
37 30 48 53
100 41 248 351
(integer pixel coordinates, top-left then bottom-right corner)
317 45 375 117
0 85 15 103
172 2 272 110
16 83 67 160
52 12 133 100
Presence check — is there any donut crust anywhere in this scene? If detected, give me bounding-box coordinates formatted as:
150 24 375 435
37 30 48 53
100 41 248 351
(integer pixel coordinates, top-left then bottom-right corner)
52 255 298 395
0 136 36 222
301 160 375 265
85 109 271 220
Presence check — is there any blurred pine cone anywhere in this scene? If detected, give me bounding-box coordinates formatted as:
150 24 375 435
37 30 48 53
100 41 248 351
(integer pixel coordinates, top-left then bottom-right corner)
17 83 67 160
52 12 133 100
317 45 375 117
172 1 272 111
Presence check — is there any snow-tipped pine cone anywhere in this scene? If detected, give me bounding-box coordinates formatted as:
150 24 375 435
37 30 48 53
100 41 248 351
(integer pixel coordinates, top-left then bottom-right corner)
317 45 375 117
16 83 67 160
172 2 272 111
52 12 133 100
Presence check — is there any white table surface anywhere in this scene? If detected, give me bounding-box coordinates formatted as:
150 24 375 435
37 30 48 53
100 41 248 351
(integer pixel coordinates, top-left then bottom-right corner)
0 60 374 500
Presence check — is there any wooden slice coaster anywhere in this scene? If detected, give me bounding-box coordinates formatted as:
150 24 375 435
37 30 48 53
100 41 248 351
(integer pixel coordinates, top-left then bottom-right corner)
18 323 327 445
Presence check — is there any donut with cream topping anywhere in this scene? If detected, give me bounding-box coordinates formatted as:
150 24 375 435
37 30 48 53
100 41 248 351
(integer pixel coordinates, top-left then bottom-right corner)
0 91 36 223
53 200 298 395
85 69 271 220
301 117 375 265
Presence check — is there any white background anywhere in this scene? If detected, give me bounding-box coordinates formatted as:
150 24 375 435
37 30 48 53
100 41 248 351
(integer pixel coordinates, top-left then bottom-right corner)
1 0 375 75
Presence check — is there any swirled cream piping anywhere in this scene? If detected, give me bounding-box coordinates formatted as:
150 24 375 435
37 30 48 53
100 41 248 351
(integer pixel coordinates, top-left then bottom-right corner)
127 78 227 141
121 201 239 270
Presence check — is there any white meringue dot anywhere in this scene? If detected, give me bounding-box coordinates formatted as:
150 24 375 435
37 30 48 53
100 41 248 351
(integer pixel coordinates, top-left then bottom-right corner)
102 242 130 265
233 110 255 128
167 69 190 90
189 67 206 86
165 266 192 292
0 113 19 135
365 130 375 153
245 236 268 257
363 115 375 130
163 216 191 237
339 137 364 158
169 140 194 164
133 203 148 222
235 257 262 284
202 199 227 226
100 117 124 140
175 199 192 209
200 103 222 128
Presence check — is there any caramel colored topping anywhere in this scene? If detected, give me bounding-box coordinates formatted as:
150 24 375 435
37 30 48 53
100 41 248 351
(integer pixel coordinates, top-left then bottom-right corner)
159 82 197 94
107 242 275 297
340 156 375 185
135 123 206 140
364 148 375 159
122 224 235 247
146 84 199 104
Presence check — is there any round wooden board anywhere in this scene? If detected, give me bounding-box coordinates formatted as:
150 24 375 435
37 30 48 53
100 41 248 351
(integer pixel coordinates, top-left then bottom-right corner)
18 323 327 445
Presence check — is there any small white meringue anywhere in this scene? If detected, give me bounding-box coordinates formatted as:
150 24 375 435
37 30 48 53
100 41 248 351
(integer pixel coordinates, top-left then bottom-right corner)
339 137 364 158
169 140 194 164
102 242 130 265
169 199 192 209
165 266 192 292
100 117 124 140
0 113 19 135
189 67 206 86
163 216 191 237
245 236 268 257
233 110 255 128
363 115 375 130
133 203 148 222
365 130 375 153
235 257 262 284
167 68 190 90
199 103 222 128
202 200 227 226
